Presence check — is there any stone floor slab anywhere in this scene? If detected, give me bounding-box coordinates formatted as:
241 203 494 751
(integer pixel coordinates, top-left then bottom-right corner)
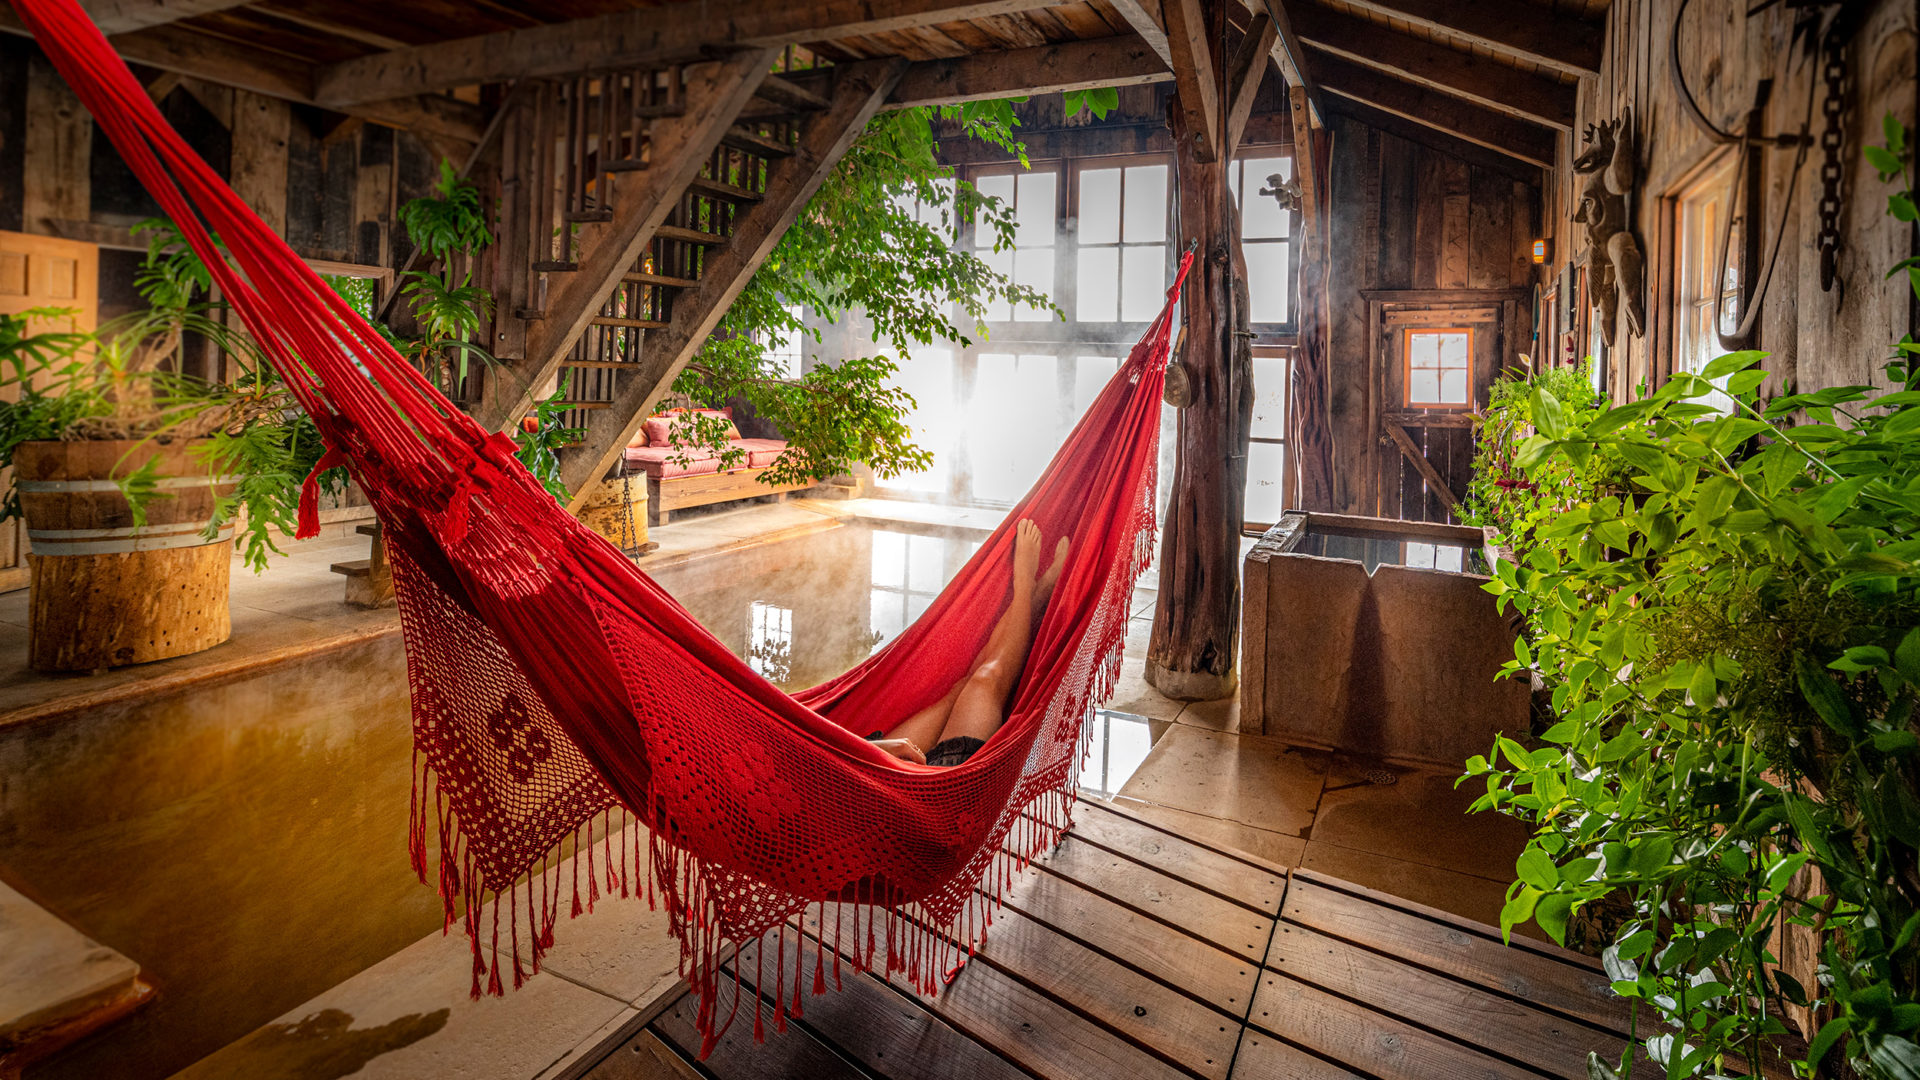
1116 726 1331 837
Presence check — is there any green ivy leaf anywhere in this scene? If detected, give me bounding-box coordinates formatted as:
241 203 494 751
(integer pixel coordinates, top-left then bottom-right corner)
1534 892 1575 945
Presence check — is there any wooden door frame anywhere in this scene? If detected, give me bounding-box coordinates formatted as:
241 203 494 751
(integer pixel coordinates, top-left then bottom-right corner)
1359 287 1527 517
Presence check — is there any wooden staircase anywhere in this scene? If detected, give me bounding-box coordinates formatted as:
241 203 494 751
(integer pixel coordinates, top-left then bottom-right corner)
471 53 906 512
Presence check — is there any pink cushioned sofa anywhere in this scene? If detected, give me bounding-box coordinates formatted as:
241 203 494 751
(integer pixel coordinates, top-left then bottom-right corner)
621 408 815 525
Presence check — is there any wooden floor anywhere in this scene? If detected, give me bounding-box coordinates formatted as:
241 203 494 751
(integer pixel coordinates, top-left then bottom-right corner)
569 801 1634 1080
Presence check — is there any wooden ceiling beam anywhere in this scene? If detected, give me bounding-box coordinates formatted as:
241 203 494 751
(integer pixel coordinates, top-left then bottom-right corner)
1328 0 1602 79
886 35 1171 108
76 0 251 35
1309 50 1555 167
1250 0 1320 124
1288 3 1575 130
312 0 1072 108
0 14 487 144
1104 0 1174 67
1324 97 1542 184
1224 11 1276 153
1162 0 1220 161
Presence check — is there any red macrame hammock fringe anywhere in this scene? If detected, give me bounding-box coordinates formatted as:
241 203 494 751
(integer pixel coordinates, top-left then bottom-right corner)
13 0 1192 1051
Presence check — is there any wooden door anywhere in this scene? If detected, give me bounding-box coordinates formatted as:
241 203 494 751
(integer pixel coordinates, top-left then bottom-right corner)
0 230 100 592
1364 290 1524 523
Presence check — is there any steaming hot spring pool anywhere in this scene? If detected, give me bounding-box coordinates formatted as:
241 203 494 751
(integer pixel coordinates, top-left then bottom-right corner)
0 519 1157 1080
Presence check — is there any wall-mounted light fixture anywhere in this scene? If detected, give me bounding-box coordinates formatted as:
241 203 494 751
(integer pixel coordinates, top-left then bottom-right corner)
1531 238 1553 264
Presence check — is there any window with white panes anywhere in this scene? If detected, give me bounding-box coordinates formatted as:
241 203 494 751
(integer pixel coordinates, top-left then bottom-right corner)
1676 160 1739 413
747 602 792 680
763 302 805 379
1228 154 1295 326
974 170 1059 322
1246 346 1289 526
1404 328 1472 408
1075 163 1170 324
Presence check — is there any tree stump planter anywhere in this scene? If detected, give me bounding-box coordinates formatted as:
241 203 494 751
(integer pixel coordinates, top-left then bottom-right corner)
14 439 236 672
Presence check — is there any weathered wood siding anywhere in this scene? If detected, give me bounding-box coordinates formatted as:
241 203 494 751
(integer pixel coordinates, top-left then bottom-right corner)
1550 0 1917 399
1323 116 1541 521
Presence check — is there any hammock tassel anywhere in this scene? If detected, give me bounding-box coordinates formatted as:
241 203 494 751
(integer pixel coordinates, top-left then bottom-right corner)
294 446 346 540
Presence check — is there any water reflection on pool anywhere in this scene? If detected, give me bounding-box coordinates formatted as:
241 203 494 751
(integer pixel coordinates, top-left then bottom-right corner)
0 518 1148 1080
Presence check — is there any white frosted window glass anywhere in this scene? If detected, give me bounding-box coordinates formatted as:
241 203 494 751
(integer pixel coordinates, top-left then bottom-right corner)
1077 247 1119 323
1437 546 1465 573
1015 172 1057 247
1241 157 1292 239
1245 243 1290 323
1074 356 1118 416
1122 165 1168 242
1250 355 1288 440
907 534 944 593
1078 169 1121 245
1440 369 1469 404
871 529 905 587
1013 249 1056 322
892 348 951 493
975 173 1014 236
1410 332 1439 368
1120 245 1165 322
1410 369 1441 404
1404 542 1437 569
1245 441 1287 526
980 247 1014 322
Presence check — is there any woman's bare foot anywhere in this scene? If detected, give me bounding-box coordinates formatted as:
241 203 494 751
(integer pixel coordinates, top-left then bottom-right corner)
1034 536 1070 611
1012 519 1043 588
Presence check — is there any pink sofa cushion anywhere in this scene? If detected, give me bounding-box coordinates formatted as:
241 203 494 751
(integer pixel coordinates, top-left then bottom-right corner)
623 444 722 479
641 407 738 448
733 438 789 468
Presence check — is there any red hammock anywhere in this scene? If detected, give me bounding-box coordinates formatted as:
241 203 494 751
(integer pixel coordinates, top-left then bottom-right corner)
15 0 1190 1050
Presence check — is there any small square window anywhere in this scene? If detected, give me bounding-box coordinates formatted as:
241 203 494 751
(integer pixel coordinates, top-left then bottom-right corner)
1404 328 1472 407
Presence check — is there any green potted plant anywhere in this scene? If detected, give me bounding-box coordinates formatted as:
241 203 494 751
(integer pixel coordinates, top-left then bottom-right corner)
0 220 332 672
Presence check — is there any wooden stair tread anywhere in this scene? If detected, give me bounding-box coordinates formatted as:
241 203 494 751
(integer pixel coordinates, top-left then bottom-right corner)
655 224 727 245
354 523 379 537
589 316 670 329
556 401 614 410
685 175 763 203
755 73 831 111
720 126 795 157
562 358 645 369
622 270 699 289
531 260 578 272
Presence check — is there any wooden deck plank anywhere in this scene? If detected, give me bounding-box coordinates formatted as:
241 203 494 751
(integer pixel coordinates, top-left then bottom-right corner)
1247 971 1542 1080
960 902 1241 1078
1229 1030 1367 1080
1080 799 1292 876
1266 921 1625 1077
1067 802 1289 913
1283 877 1631 1035
732 935 1031 1080
811 903 1193 1080
649 990 866 1080
577 1029 705 1080
989 851 1261 1015
1035 836 1275 962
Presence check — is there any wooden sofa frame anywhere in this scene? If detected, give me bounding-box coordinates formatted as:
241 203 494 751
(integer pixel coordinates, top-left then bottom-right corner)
647 466 815 526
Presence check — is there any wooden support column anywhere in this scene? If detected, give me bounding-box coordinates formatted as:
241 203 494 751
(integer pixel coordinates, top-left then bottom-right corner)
229 90 290 236
1147 0 1253 701
556 60 908 508
1288 86 1337 512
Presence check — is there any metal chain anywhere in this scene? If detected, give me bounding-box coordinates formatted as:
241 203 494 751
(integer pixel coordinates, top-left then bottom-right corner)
1816 33 1848 291
616 467 637 555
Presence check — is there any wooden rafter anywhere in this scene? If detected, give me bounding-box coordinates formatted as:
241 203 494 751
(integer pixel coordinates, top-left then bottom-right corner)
1329 0 1603 79
1162 0 1219 162
1224 11 1275 154
1104 0 1174 67
76 0 250 34
476 50 780 433
311 0 1068 108
1309 50 1555 168
0 13 487 144
885 35 1170 108
556 60 911 506
1323 97 1544 185
1250 0 1319 123
1288 3 1575 131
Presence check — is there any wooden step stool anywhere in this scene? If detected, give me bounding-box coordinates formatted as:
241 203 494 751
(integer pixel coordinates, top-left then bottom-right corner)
329 521 395 609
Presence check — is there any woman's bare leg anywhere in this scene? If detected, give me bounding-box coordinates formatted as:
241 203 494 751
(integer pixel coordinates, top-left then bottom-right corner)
935 522 1070 747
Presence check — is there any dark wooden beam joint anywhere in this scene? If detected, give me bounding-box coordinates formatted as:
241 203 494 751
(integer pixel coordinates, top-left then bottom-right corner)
1163 0 1221 163
886 35 1172 109
1224 12 1276 155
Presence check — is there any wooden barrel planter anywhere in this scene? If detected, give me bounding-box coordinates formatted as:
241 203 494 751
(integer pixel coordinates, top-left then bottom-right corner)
14 439 236 672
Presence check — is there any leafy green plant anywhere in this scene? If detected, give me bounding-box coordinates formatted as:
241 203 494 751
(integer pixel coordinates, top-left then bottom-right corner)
513 378 585 502
1467 118 1920 1078
1462 359 1625 552
393 159 498 395
397 159 494 263
665 101 1056 485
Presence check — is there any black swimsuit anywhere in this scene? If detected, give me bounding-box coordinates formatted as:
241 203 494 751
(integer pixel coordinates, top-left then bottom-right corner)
865 731 985 767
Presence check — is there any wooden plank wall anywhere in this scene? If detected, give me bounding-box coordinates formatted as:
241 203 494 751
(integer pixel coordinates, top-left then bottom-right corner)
0 36 442 333
1547 0 1917 401
1323 115 1540 520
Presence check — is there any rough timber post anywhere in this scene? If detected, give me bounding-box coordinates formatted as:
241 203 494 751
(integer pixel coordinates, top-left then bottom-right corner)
1147 0 1255 701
